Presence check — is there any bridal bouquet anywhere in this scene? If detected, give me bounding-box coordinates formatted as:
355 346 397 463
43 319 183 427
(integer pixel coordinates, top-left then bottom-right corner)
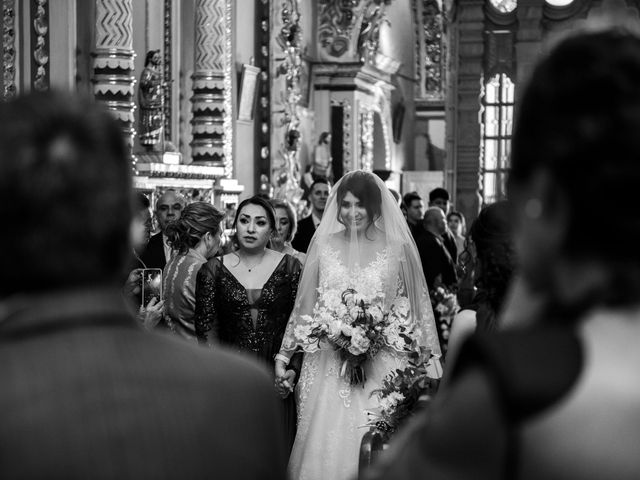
364 346 438 435
430 284 460 355
300 288 410 385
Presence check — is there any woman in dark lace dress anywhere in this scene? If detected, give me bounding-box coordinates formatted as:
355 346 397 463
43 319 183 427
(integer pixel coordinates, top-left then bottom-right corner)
194 195 302 450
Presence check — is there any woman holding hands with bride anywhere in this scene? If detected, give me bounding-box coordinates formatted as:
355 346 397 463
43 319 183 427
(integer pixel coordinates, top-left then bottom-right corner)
275 171 442 480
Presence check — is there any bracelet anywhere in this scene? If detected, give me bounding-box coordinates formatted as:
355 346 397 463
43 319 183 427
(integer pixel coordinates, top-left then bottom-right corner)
274 353 291 366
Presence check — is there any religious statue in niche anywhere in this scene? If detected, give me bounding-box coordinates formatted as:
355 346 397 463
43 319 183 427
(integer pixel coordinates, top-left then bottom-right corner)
313 132 333 181
357 0 394 63
138 50 164 149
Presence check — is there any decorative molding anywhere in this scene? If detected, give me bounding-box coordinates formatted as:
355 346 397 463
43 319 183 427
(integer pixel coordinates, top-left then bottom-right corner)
256 0 271 182
92 0 136 150
414 0 446 102
2 0 17 100
163 0 172 139
318 0 363 59
190 0 228 166
360 107 375 171
331 98 352 173
222 0 233 177
31 0 49 92
95 0 134 50
272 0 304 204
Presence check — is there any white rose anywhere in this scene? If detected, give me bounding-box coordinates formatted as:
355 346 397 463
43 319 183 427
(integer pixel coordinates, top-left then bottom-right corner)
341 324 353 337
369 305 385 323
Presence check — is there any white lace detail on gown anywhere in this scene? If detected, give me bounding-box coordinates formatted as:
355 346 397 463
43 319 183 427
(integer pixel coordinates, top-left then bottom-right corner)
288 243 410 480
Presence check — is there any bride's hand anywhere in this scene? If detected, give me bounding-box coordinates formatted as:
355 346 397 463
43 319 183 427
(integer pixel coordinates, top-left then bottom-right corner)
274 369 297 399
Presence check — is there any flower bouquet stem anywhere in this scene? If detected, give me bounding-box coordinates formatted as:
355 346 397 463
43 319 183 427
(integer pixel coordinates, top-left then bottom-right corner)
340 351 367 386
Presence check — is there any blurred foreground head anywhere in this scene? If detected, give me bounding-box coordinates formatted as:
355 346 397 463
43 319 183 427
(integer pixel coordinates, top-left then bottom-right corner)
508 26 640 309
0 91 132 297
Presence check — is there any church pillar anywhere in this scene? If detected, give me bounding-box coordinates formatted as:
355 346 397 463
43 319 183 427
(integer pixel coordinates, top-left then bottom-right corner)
515 0 543 103
190 0 233 176
452 0 484 221
92 0 136 149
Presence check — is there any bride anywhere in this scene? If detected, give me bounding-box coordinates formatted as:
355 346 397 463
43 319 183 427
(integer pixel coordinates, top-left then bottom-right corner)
275 171 442 480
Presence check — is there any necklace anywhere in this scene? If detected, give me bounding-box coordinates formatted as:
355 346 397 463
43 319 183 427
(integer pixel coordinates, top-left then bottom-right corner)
241 251 266 272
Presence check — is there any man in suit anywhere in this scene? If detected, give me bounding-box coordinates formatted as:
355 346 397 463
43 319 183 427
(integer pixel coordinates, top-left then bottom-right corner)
140 189 185 269
292 177 330 253
403 191 426 240
0 92 287 479
429 187 458 262
419 207 457 291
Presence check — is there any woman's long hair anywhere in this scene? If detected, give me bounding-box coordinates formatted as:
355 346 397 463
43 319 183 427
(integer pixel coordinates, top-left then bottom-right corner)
464 202 515 332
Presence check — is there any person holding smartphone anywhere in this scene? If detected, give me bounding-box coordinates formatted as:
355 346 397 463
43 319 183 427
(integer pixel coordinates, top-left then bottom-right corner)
163 201 225 342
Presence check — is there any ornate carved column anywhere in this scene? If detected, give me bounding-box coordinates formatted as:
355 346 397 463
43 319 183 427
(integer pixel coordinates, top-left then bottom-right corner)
2 0 17 100
92 0 136 149
190 0 232 175
451 0 484 222
515 0 543 100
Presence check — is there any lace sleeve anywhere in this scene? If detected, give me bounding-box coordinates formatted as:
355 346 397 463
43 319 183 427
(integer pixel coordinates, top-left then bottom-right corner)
194 260 219 346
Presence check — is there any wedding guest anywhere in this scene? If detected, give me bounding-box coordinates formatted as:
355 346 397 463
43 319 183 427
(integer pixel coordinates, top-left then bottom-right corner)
445 201 515 366
0 91 287 479
269 198 306 264
402 191 425 239
141 189 185 269
428 187 458 262
419 207 457 292
365 24 640 480
292 178 330 253
447 210 466 262
194 195 302 450
163 201 225 341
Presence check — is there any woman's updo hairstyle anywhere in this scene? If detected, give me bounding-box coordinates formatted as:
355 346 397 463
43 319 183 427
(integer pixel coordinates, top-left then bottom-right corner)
336 171 382 232
165 202 225 255
508 27 640 263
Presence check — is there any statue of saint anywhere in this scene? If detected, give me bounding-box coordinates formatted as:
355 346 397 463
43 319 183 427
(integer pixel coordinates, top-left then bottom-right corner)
138 50 163 149
312 132 333 181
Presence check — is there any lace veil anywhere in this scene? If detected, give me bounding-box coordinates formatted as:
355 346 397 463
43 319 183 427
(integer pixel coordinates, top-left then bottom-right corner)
280 170 441 358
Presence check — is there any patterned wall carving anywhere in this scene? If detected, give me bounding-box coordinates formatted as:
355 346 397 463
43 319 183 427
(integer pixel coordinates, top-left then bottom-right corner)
331 98 352 173
318 0 363 59
92 0 136 149
95 0 134 52
194 0 225 71
414 0 446 101
31 0 49 92
190 0 230 168
163 0 172 139
2 0 17 100
255 0 271 183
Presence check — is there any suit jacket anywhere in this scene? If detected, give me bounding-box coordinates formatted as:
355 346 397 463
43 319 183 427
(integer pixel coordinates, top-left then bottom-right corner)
0 287 287 479
291 215 316 253
140 232 166 270
415 229 457 291
442 229 458 263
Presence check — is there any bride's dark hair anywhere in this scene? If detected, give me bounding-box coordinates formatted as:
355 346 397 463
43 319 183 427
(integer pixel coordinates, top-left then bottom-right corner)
335 171 382 236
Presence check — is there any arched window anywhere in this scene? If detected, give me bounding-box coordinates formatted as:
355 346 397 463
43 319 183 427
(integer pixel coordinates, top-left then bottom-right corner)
480 72 514 204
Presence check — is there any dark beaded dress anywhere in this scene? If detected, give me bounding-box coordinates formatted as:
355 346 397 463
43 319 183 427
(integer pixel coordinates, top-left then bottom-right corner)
194 253 302 450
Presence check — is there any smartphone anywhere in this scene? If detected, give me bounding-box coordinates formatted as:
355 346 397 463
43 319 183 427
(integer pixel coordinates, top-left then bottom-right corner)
140 268 163 307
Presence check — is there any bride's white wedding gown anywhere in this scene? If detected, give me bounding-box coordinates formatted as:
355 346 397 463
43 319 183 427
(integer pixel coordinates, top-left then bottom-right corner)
288 244 412 480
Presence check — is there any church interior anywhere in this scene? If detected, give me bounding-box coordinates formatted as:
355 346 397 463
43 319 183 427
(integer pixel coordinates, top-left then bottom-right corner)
0 0 633 224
